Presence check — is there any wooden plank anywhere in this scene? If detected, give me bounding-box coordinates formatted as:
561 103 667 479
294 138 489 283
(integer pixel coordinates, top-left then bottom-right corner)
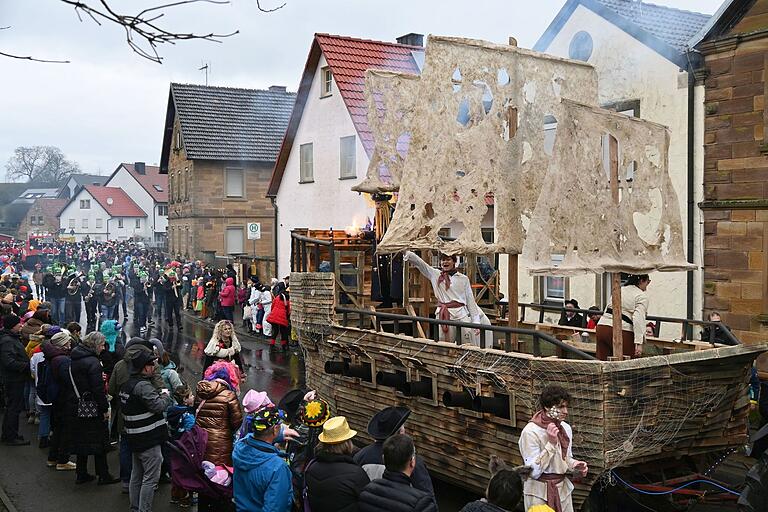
508 253 519 351
407 304 427 339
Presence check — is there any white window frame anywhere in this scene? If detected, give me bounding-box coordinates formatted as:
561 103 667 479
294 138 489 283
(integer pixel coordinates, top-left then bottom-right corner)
80 199 90 209
95 218 103 229
158 205 168 216
225 167 244 198
299 143 314 183
135 218 141 229
118 218 124 228
542 254 566 304
81 218 88 229
68 218 75 229
321 67 333 97
226 226 244 255
339 135 356 179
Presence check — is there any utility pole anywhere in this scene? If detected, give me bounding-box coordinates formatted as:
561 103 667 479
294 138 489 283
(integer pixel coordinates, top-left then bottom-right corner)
199 62 210 86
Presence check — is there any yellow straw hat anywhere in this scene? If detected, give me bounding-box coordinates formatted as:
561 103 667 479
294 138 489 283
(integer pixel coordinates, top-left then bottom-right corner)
318 416 357 444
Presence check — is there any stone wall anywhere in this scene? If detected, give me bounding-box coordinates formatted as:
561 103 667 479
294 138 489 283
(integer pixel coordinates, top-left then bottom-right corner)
700 4 768 354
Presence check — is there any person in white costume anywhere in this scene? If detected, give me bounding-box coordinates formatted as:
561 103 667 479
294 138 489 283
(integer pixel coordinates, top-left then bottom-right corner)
519 385 588 512
403 251 490 346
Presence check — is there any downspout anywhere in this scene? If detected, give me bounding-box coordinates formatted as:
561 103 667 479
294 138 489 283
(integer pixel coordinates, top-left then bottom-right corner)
271 197 279 278
686 60 696 324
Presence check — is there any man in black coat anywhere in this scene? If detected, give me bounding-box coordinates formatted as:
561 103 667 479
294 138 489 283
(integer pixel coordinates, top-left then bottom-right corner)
0 314 31 445
354 406 434 496
558 298 585 328
358 434 436 512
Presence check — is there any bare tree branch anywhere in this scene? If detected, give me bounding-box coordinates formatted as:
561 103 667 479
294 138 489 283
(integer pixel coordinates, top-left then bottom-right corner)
59 0 241 63
0 50 70 64
256 0 286 12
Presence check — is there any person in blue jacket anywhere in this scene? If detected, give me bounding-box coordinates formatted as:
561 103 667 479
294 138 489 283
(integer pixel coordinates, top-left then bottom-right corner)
232 405 293 512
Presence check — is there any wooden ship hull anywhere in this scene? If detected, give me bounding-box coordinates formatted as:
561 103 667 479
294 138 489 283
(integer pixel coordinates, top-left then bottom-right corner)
291 272 767 508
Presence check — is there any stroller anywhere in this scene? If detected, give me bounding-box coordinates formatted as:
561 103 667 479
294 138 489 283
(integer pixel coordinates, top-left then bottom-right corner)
166 425 233 503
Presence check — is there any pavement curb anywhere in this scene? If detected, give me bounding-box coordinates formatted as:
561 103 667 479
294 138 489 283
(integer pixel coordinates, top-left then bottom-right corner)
0 482 18 512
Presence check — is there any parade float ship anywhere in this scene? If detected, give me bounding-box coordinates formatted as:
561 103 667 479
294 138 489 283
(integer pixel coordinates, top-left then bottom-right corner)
288 36 767 508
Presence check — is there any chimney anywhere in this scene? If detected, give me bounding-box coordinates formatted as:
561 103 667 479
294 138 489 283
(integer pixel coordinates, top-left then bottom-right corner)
134 162 146 175
396 33 424 47
269 85 287 92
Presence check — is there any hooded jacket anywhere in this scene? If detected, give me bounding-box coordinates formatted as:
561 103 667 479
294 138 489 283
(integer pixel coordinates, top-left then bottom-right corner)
305 452 370 512
232 435 293 512
195 379 243 465
69 344 108 415
108 338 163 433
267 294 289 327
0 329 29 382
219 277 236 307
20 316 45 343
41 342 74 412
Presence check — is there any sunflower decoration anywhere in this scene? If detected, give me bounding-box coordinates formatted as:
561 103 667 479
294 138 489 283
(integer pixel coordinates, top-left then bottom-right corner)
301 398 331 428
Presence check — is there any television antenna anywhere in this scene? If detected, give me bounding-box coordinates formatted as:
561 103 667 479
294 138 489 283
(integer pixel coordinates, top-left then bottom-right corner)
199 61 210 86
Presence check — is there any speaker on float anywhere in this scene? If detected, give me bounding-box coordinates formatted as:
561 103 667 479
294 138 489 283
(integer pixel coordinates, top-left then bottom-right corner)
324 360 349 375
473 394 511 419
376 370 408 393
404 378 433 399
344 363 372 381
442 389 475 409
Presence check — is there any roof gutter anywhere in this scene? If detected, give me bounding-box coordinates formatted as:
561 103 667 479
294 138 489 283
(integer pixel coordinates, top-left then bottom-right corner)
271 197 279 277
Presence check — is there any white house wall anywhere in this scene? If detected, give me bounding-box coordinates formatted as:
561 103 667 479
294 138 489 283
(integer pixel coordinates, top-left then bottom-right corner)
274 54 374 275
59 189 110 242
502 5 704 336
106 167 162 238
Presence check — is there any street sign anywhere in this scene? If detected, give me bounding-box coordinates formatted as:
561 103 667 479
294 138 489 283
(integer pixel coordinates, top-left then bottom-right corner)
247 222 261 240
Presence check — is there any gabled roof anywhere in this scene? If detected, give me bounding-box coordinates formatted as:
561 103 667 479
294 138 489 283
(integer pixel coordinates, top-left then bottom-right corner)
80 186 147 217
160 83 296 172
68 174 109 187
534 0 710 67
267 33 423 197
12 188 60 204
690 0 758 49
118 163 168 203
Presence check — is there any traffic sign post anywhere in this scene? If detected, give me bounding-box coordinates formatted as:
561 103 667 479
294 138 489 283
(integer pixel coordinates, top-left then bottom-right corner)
247 222 261 259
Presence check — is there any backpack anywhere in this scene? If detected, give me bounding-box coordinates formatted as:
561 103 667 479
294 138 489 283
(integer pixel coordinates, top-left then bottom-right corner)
35 357 60 404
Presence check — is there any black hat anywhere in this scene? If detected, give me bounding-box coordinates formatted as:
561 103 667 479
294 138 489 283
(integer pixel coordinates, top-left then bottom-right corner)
277 388 308 423
249 275 260 284
130 350 158 372
367 406 411 440
564 298 580 309
2 314 21 331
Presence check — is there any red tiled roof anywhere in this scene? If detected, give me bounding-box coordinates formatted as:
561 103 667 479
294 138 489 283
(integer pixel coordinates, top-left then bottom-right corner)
84 186 147 217
315 34 422 156
267 34 422 197
121 163 168 202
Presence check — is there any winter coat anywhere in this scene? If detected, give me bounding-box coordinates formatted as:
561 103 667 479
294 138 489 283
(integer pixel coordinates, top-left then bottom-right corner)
0 329 30 382
100 341 125 378
160 360 183 392
458 501 510 512
305 452 370 512
267 294 290 327
69 344 109 455
219 278 236 307
41 342 75 416
232 435 293 512
358 470 437 512
195 379 243 466
109 342 163 434
20 317 45 343
163 278 181 304
354 441 434 496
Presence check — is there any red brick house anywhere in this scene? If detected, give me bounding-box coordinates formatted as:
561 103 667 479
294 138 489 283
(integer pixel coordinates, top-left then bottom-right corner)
693 0 768 351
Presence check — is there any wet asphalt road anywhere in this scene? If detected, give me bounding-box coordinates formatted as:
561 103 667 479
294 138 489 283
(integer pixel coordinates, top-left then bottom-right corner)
0 296 477 511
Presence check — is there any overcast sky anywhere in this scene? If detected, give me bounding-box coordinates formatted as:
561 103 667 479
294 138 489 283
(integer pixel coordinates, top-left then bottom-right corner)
0 0 723 178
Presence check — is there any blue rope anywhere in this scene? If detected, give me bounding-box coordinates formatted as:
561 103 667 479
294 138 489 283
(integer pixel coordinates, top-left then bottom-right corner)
610 470 741 497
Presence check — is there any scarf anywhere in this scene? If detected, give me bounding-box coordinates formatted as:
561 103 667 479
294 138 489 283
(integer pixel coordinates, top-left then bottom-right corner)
437 268 458 290
530 409 570 460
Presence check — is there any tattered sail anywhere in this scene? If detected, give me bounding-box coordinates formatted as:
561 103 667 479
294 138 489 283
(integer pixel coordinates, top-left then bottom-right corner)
370 36 598 255
352 70 420 194
523 100 696 275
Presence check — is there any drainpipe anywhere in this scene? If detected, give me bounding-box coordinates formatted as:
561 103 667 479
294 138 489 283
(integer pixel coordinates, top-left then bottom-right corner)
686 63 696 324
271 197 279 278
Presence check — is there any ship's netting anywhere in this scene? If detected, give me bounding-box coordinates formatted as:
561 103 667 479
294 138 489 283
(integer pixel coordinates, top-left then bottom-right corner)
370 36 598 255
450 349 735 471
522 100 696 275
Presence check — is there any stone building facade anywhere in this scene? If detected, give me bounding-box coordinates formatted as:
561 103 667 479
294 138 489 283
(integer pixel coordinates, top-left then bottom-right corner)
695 0 768 350
17 198 67 239
160 84 295 267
